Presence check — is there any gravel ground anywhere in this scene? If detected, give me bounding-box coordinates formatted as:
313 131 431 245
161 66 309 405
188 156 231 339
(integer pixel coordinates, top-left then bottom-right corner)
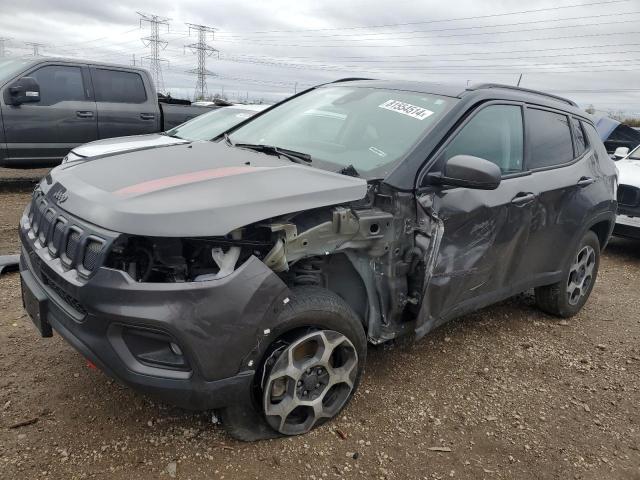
0 167 50 181
0 190 639 480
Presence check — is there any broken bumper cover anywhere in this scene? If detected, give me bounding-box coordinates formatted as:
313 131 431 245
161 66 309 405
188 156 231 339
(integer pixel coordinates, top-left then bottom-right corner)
19 231 289 410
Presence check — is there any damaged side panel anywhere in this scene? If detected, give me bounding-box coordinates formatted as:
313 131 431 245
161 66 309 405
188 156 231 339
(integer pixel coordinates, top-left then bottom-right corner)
414 176 537 339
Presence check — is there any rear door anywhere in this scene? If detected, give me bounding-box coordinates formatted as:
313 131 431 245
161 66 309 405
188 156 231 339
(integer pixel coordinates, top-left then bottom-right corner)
417 102 537 328
90 67 159 139
521 107 599 279
2 63 97 165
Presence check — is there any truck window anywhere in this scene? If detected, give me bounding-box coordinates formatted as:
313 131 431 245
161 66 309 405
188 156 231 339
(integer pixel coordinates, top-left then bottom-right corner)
30 65 86 106
93 69 147 104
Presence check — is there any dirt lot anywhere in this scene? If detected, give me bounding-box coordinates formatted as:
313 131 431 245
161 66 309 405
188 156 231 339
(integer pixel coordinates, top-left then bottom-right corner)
0 188 638 480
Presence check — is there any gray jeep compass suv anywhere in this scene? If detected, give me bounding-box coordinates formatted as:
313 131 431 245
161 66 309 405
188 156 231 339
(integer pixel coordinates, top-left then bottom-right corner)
19 80 617 440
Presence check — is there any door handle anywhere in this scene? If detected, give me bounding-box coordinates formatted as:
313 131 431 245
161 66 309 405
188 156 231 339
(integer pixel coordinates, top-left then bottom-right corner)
76 111 94 118
140 113 155 120
577 176 595 187
511 192 536 206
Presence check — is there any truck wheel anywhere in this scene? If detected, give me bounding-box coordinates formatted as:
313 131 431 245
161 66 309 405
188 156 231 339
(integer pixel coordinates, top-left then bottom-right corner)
535 230 600 317
221 286 367 441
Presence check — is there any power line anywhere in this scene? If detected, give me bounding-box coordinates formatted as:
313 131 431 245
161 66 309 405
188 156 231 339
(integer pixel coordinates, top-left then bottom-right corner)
213 19 640 47
138 12 170 93
214 10 640 40
214 0 633 34
185 23 218 100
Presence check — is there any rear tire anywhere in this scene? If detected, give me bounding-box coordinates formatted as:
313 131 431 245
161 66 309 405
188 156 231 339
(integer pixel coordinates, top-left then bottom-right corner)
221 286 367 441
535 230 600 317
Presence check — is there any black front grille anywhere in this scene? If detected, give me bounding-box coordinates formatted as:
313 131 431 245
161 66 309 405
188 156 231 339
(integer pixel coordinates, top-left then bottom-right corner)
65 230 82 260
50 219 66 255
25 189 109 275
39 209 55 244
83 239 104 271
618 185 640 207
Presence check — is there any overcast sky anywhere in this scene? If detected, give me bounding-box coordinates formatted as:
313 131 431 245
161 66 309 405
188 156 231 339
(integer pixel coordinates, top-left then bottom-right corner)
1 0 639 113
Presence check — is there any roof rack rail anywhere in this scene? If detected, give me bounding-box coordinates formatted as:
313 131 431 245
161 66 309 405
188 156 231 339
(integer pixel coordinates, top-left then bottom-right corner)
467 83 579 107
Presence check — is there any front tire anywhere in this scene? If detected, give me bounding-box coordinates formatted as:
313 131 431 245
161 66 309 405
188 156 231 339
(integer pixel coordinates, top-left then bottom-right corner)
221 286 367 441
535 230 600 317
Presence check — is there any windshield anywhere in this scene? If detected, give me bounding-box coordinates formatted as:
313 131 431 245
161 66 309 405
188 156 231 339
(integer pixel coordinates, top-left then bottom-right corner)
629 145 640 160
0 58 33 85
228 86 453 178
166 107 259 141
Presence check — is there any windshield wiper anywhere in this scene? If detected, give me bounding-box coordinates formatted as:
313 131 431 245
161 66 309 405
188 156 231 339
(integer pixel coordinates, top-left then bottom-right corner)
223 133 234 146
234 143 312 165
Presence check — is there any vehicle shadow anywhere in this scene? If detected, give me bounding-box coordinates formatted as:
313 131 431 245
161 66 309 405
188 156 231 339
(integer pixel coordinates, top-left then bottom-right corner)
604 236 640 262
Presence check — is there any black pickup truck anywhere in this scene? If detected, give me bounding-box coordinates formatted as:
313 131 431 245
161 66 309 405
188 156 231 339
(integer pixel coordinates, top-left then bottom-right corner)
0 57 213 167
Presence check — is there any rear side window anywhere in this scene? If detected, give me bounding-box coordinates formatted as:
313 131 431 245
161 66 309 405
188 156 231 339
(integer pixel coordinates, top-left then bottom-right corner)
93 69 146 103
30 65 85 106
572 118 588 156
527 109 574 169
443 104 524 174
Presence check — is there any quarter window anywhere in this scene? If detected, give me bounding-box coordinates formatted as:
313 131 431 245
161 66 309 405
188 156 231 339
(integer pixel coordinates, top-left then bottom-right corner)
30 65 85 106
443 105 524 174
572 118 588 156
93 69 146 103
527 109 574 169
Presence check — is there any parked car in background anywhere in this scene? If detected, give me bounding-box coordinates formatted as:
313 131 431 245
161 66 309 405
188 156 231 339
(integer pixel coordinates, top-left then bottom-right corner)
19 81 617 441
593 116 640 155
0 57 214 168
613 144 640 239
62 104 269 163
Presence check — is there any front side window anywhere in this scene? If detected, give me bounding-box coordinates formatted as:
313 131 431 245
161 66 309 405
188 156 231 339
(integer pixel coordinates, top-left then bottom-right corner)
167 108 258 141
229 86 453 178
30 65 85 106
93 69 146 103
527 109 574 169
443 105 524 175
629 145 640 160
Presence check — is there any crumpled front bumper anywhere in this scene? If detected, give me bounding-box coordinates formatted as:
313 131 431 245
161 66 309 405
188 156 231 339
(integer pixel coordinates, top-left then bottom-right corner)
20 226 289 410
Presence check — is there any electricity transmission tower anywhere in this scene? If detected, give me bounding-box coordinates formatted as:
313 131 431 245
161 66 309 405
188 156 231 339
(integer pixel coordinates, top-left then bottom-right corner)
25 42 45 56
0 37 10 57
138 12 170 93
185 23 218 100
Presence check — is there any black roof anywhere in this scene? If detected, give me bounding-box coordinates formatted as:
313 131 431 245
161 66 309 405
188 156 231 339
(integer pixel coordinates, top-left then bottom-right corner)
329 78 584 116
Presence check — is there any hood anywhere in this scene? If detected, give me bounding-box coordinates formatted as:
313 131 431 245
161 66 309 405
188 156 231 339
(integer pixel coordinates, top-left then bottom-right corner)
617 158 640 188
71 134 188 158
42 142 368 237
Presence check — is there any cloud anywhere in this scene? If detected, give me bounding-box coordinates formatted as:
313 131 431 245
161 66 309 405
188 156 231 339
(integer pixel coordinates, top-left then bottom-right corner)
0 0 638 111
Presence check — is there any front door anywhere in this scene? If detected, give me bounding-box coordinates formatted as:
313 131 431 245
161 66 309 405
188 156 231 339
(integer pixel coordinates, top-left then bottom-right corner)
415 103 537 335
2 63 97 165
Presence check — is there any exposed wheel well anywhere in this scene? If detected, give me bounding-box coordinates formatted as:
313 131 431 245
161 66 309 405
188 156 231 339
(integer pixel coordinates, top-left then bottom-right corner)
589 220 612 249
323 254 369 326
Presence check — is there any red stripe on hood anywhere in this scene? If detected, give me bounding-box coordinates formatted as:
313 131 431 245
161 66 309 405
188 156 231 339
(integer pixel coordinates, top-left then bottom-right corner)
114 166 260 196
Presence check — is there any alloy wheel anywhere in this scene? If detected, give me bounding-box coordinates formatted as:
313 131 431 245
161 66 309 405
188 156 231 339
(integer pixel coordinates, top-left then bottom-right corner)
262 330 358 436
566 245 596 306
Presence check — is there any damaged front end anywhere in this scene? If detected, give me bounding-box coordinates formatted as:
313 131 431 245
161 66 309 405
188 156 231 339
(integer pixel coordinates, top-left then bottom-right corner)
103 183 438 344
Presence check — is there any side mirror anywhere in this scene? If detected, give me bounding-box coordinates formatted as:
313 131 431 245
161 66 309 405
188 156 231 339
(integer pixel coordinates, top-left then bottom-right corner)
613 147 629 160
430 154 502 190
8 77 40 105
